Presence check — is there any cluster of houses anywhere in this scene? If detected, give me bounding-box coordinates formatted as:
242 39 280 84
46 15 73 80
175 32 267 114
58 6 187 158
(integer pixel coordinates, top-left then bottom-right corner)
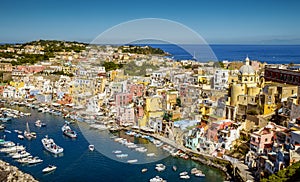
1 42 300 178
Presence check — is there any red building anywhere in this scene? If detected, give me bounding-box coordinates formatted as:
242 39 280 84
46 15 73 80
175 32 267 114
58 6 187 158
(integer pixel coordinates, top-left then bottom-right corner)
264 68 300 86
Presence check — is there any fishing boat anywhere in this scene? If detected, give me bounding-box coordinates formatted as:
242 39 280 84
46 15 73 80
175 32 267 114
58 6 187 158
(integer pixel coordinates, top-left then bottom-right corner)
61 124 77 138
42 165 57 173
41 135 64 154
89 144 94 151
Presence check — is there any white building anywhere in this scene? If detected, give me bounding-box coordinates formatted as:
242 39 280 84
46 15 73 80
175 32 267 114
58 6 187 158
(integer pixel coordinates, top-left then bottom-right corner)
214 69 229 90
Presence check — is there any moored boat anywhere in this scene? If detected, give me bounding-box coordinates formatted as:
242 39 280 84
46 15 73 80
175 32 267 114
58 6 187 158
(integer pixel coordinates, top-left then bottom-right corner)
41 136 64 154
89 144 94 151
42 165 57 173
61 124 77 138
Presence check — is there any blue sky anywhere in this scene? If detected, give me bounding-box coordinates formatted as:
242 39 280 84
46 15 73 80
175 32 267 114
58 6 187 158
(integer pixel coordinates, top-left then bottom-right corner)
1 0 300 44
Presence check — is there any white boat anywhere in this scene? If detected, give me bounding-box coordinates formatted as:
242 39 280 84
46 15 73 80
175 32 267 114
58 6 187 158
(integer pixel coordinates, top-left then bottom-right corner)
28 157 43 165
173 165 177 171
149 176 165 182
155 164 166 172
61 124 77 138
41 136 64 154
0 145 25 153
2 141 15 147
112 150 122 154
14 130 22 134
89 145 94 151
116 154 128 158
141 168 148 173
18 135 24 140
0 124 5 130
180 175 190 179
35 120 46 127
16 156 32 164
12 151 31 159
179 171 188 176
147 153 156 157
24 122 36 140
135 147 147 153
127 159 138 163
195 172 205 177
42 165 57 173
4 129 11 133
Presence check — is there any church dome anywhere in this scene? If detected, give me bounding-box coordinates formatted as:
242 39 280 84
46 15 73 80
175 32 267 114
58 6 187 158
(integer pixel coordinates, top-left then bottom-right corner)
239 65 255 75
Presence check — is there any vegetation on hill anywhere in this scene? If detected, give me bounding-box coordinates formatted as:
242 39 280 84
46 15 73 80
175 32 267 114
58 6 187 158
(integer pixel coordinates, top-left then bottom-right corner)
120 45 166 55
123 61 158 76
0 40 86 65
102 61 123 71
261 161 300 182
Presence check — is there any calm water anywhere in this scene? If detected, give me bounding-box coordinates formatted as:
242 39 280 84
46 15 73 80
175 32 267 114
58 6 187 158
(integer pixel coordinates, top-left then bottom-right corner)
0 106 225 182
147 44 300 64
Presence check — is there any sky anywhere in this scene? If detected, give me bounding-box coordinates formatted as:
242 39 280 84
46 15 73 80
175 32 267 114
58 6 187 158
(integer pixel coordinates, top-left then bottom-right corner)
1 0 300 44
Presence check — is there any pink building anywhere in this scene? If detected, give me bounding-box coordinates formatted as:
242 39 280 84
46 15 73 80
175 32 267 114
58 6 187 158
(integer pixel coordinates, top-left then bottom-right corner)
128 84 144 97
115 93 133 106
206 120 233 142
250 122 287 154
17 65 45 74
116 106 135 126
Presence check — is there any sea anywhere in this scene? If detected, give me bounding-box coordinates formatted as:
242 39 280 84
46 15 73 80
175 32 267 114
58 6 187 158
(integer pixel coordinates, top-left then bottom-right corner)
146 44 300 64
0 106 225 182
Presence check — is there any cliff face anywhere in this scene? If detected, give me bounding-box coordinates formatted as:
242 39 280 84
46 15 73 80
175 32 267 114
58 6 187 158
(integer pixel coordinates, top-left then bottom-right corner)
0 160 37 182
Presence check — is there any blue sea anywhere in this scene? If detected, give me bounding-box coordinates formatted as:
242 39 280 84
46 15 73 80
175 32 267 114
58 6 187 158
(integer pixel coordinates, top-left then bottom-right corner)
146 44 300 64
0 106 225 182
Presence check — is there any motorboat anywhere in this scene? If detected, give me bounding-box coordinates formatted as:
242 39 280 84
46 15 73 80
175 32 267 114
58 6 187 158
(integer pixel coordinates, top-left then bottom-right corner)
12 151 31 159
127 159 138 163
0 145 25 153
35 120 46 127
61 124 77 138
89 145 95 151
112 150 122 154
180 175 190 179
141 168 148 173
28 157 43 165
149 176 165 182
41 136 64 154
42 165 57 173
18 135 24 140
155 164 166 172
179 171 188 176
116 154 128 158
147 153 156 157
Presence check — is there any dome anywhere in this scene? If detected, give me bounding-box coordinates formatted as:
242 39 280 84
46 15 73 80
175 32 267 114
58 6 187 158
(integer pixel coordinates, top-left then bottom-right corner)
239 65 255 75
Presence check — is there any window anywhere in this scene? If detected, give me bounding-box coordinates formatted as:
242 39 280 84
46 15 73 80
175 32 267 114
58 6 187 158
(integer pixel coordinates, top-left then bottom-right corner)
265 138 268 142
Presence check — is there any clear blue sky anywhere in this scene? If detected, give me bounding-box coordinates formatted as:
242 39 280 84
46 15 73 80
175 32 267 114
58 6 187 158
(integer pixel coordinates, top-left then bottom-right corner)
1 0 300 44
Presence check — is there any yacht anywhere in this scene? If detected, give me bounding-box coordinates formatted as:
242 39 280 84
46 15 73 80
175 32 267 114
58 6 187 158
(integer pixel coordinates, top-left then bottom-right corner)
12 151 31 159
28 157 43 165
41 136 64 154
42 165 57 173
61 124 77 138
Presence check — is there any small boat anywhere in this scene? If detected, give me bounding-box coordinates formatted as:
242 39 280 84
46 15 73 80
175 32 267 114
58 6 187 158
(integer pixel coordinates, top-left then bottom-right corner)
14 130 22 134
180 175 190 179
173 165 177 171
2 141 15 147
41 136 64 154
149 176 165 182
195 172 205 177
42 165 57 173
28 157 43 165
179 171 188 176
61 124 77 138
141 168 148 173
4 129 11 133
147 153 156 157
18 135 24 140
24 122 36 140
116 154 128 158
155 164 166 172
127 159 138 163
89 145 94 151
0 124 5 130
35 120 46 127
112 150 122 154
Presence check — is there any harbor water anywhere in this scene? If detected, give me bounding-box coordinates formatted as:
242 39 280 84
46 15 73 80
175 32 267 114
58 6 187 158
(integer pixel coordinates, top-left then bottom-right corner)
0 106 225 182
